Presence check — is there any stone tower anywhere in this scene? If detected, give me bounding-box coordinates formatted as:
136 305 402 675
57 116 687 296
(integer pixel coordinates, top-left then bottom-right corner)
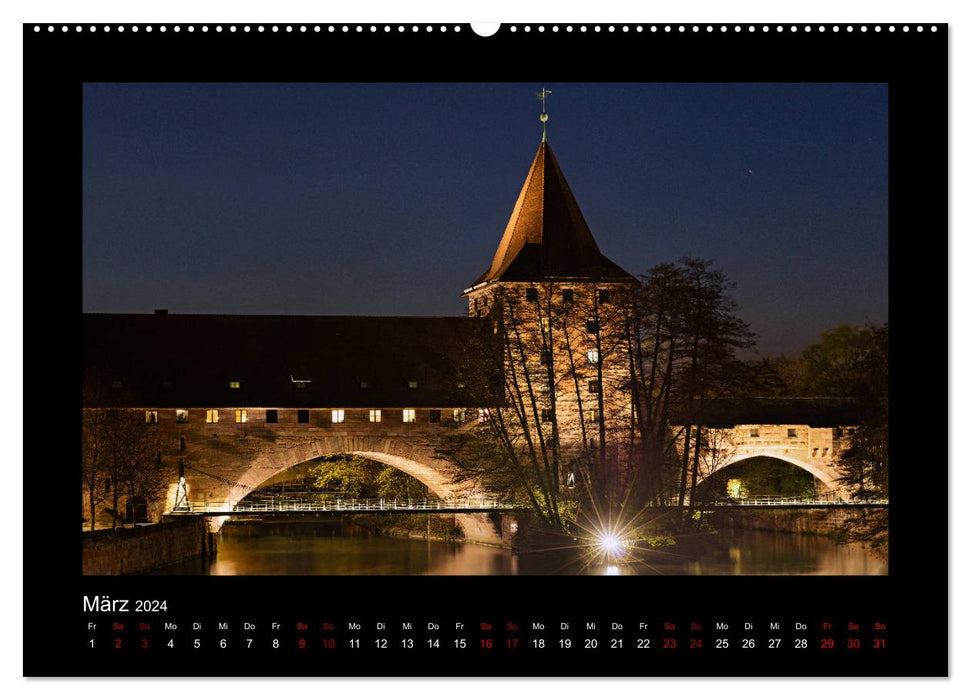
464 138 635 461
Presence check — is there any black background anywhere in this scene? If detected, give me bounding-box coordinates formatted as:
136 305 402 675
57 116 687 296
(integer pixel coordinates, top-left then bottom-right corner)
23 22 947 677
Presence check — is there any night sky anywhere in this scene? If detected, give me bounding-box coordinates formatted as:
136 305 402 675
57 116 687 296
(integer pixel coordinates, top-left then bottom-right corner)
82 82 887 356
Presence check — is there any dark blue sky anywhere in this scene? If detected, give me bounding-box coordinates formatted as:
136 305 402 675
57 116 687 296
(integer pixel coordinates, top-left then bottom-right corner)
82 82 887 356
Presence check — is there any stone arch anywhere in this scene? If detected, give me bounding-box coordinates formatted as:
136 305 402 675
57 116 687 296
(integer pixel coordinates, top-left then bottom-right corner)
697 453 840 493
206 434 503 545
225 434 474 508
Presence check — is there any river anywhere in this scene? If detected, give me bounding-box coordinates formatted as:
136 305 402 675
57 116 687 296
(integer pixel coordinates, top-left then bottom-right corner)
151 522 887 576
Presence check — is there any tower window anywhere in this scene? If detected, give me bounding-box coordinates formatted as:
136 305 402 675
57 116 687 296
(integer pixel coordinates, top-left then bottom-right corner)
176 409 188 423
541 408 552 422
787 428 797 438
525 287 538 302
588 380 602 394
750 428 760 438
235 409 247 424
331 409 344 424
588 409 602 423
403 409 416 423
429 410 441 423
297 410 310 424
145 410 158 424
265 409 278 424
539 316 550 332
229 381 240 389
369 409 382 423
586 320 599 333
206 410 219 424
598 290 611 304
562 289 574 304
586 349 599 365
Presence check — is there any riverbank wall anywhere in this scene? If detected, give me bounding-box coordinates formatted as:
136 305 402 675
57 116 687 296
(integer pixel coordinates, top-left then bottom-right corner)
82 517 214 575
705 506 888 537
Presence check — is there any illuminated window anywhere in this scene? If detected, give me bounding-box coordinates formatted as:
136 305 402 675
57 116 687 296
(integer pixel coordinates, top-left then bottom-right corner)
175 410 189 423
493 321 499 335
562 289 574 304
456 381 466 389
586 320 599 333
541 409 552 422
429 410 441 423
540 316 550 332
787 428 797 438
265 409 278 424
587 349 599 364
478 408 490 422
206 410 219 424
403 409 416 423
525 287 538 302
145 410 158 424
453 409 466 423
235 409 247 424
408 380 418 389
598 290 611 304
588 380 601 393
111 380 123 389
331 409 345 423
229 381 240 389
360 380 370 389
749 428 760 438
297 410 309 424
369 409 382 423
588 409 602 423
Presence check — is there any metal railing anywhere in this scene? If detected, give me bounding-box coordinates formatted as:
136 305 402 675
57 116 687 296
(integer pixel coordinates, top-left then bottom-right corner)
169 496 515 515
703 495 888 507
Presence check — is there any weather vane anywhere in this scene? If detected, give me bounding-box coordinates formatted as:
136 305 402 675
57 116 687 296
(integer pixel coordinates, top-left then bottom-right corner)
536 87 552 142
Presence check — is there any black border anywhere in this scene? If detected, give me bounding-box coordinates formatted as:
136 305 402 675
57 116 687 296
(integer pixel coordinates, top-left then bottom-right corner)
24 23 947 677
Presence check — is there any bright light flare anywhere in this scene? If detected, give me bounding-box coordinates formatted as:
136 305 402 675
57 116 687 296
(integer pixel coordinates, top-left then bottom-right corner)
599 534 625 557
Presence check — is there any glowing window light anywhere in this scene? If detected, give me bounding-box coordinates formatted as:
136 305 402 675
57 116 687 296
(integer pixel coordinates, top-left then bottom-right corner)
369 409 381 423
229 380 240 389
176 409 188 423
332 409 345 424
402 409 416 423
453 409 466 423
587 349 599 364
235 409 247 424
727 478 747 499
206 409 219 424
145 410 158 424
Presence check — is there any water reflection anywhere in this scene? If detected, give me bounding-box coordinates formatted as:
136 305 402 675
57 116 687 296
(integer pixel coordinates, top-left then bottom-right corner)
151 523 887 576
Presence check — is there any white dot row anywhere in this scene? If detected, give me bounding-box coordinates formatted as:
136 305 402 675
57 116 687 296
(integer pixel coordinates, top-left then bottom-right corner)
32 24 940 34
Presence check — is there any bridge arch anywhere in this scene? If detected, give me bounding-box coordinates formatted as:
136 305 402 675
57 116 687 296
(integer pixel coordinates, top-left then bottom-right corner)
697 453 840 493
225 434 472 508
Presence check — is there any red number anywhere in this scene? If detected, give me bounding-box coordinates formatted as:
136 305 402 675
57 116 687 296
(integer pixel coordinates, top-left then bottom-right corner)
297 638 306 649
321 638 336 649
481 638 493 649
873 638 886 649
820 638 835 649
140 638 148 649
114 638 122 649
689 638 702 649
846 638 861 649
507 638 519 649
663 638 677 649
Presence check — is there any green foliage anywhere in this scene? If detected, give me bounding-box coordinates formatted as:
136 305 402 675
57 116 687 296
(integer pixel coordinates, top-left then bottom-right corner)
309 456 428 500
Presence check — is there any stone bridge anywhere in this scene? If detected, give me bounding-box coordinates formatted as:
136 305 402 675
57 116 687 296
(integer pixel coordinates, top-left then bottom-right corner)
672 398 860 497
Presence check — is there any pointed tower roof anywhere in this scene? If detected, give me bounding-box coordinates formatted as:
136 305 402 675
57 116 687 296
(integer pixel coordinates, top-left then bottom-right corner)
469 141 633 288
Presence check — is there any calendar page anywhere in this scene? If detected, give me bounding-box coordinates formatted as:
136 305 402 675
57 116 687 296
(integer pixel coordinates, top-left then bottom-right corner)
23 21 946 677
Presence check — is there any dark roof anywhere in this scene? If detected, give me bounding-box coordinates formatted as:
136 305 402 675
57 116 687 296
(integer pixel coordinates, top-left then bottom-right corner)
83 313 493 408
673 398 861 428
471 141 634 286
